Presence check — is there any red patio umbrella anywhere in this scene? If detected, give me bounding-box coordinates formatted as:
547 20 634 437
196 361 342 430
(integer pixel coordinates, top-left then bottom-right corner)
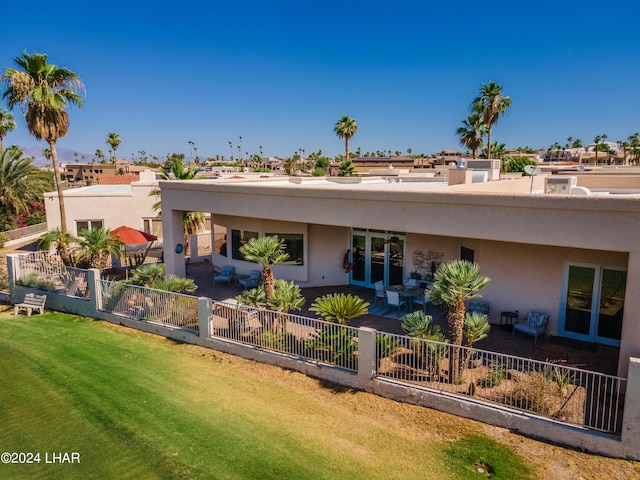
110 225 158 245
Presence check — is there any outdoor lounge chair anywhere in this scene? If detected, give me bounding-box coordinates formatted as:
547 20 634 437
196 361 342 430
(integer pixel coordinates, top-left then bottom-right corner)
239 270 261 289
512 311 549 345
214 265 235 285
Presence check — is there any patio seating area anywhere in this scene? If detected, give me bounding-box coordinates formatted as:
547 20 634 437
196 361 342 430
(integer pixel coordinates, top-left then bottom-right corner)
186 261 620 375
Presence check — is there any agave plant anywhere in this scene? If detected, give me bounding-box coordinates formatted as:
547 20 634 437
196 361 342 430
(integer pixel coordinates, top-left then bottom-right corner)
309 293 369 325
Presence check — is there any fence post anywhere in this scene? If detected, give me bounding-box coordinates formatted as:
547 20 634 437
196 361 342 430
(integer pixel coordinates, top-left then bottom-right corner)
198 297 212 339
622 357 640 457
87 268 101 314
357 327 377 387
6 254 18 304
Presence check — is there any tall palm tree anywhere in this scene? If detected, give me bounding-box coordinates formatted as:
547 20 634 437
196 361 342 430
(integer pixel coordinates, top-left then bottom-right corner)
456 112 485 158
334 115 358 162
239 236 289 305
0 108 16 152
0 146 51 216
472 81 511 159
428 259 490 381
106 132 121 163
2 52 85 233
42 147 52 167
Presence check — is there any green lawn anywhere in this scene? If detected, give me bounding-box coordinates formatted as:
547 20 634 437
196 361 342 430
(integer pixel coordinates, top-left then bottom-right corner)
0 309 535 479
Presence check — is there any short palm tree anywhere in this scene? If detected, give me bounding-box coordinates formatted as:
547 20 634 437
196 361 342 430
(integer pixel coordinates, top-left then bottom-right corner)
0 108 16 152
456 112 485 159
334 115 358 162
0 146 51 216
401 310 448 378
239 236 289 305
472 81 511 159
74 227 124 271
106 132 121 163
38 228 78 266
309 293 369 325
429 259 490 381
2 51 85 233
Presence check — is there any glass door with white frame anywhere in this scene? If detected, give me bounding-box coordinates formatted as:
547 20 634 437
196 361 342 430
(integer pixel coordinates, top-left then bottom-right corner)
349 231 405 288
560 263 626 347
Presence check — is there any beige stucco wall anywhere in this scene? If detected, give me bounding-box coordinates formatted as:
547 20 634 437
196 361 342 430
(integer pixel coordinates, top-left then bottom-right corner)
406 233 628 332
44 181 158 235
208 214 348 286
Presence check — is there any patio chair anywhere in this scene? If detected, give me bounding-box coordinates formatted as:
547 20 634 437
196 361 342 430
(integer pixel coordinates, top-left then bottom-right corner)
374 280 385 305
411 281 431 314
214 265 235 285
386 290 407 317
512 311 549 345
239 269 261 289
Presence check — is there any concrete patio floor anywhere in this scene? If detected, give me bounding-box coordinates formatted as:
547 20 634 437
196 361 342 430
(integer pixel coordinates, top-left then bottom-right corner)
187 261 620 376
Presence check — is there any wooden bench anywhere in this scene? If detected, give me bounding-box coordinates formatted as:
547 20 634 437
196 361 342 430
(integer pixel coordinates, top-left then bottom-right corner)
14 293 47 316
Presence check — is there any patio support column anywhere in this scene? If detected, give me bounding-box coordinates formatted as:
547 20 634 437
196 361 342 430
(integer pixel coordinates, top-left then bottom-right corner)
163 208 186 278
622 357 640 457
198 297 212 339
619 251 640 377
357 327 377 388
6 254 18 304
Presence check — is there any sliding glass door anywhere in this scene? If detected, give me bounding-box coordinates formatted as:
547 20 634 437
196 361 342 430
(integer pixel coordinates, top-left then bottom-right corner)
560 263 626 347
349 230 405 288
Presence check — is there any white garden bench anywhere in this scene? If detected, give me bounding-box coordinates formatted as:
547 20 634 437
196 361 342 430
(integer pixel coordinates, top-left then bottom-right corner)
13 293 47 316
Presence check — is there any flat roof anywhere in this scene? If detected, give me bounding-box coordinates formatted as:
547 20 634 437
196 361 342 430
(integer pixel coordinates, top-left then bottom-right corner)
61 185 132 196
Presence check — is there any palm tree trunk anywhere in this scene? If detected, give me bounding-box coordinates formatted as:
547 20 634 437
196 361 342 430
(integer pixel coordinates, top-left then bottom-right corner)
447 301 466 383
345 138 350 162
263 266 275 305
49 141 68 233
486 128 492 159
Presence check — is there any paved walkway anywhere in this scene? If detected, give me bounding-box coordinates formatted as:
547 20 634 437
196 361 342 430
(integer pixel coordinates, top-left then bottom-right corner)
186 261 620 375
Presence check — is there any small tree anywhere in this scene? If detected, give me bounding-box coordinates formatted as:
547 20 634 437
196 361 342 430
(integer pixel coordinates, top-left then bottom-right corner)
239 236 289 305
38 228 78 266
429 260 490 382
74 227 124 271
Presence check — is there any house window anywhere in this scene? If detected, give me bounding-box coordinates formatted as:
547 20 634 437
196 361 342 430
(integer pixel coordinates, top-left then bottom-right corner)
266 232 304 265
231 229 258 260
460 245 475 263
76 220 103 235
143 218 163 237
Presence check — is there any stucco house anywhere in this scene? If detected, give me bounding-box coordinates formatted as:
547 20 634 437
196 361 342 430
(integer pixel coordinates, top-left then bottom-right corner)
44 170 162 237
159 167 640 378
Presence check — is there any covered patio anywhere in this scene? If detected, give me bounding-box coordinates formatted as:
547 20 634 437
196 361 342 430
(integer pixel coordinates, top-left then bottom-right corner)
186 261 619 375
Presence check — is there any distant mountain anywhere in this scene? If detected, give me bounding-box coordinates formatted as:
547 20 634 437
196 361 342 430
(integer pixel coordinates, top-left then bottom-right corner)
21 147 94 166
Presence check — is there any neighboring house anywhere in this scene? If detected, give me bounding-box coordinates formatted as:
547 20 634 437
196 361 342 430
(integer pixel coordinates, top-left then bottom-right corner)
44 170 162 237
62 160 153 185
160 168 640 378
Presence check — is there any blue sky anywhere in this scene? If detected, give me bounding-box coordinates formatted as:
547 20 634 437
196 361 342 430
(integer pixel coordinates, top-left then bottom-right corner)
2 1 639 160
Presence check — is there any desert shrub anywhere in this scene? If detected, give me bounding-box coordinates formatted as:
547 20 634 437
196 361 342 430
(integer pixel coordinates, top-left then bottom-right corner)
15 272 57 291
510 370 558 415
0 232 9 248
477 364 507 388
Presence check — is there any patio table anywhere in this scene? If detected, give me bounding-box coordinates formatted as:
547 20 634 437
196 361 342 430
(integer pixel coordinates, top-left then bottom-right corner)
388 286 424 310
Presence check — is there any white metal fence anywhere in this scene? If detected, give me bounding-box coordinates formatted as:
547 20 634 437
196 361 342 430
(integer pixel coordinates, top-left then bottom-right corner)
211 301 359 372
375 332 626 434
15 251 89 298
99 280 199 333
